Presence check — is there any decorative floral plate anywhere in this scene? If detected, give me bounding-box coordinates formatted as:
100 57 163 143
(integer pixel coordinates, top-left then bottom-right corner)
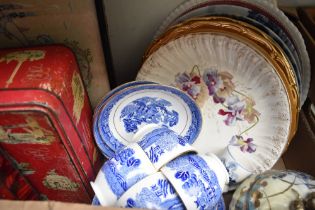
97 84 202 153
154 0 310 107
137 17 299 185
153 2 301 98
93 81 155 158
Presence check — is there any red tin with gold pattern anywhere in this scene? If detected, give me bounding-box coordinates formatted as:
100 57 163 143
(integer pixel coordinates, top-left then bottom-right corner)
0 45 102 203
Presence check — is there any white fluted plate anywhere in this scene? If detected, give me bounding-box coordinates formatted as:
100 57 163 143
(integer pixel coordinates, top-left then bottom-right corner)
137 34 291 186
154 0 309 107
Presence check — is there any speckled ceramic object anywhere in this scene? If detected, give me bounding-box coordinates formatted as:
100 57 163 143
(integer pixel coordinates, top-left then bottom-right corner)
230 170 315 210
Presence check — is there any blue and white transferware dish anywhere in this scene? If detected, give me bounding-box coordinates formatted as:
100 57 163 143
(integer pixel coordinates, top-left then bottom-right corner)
136 126 197 170
90 143 156 206
116 172 185 209
97 84 202 153
91 195 100 205
219 146 253 190
161 153 229 210
230 170 315 210
93 81 156 158
216 196 226 210
94 81 157 115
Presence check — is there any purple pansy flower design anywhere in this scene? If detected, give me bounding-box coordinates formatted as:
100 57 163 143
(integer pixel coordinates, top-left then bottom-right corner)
218 95 246 126
229 135 257 153
203 70 222 96
203 70 225 103
174 66 260 153
175 72 201 99
203 69 235 104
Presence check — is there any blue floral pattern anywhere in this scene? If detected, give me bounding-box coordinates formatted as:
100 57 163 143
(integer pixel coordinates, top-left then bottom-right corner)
138 127 189 164
98 85 202 153
221 158 238 187
216 196 225 210
124 177 184 210
94 81 156 158
91 196 100 206
102 148 145 198
120 97 179 133
166 154 221 209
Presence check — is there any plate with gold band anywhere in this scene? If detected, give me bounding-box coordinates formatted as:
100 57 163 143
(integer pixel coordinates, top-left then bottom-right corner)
137 16 299 189
154 0 309 107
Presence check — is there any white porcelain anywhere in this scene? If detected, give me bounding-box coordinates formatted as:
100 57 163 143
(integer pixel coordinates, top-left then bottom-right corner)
219 146 253 190
230 170 315 210
153 2 301 98
90 143 156 206
136 126 197 170
161 153 228 209
97 84 202 154
116 172 185 209
154 0 310 106
138 34 292 186
251 0 310 106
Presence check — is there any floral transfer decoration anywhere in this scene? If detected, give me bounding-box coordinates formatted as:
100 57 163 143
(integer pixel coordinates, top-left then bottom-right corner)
175 65 260 153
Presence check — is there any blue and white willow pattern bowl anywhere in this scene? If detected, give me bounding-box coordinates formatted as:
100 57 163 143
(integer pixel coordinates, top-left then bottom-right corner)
91 126 196 206
161 153 229 209
90 143 156 206
137 126 197 170
116 172 185 209
92 194 226 210
96 84 202 156
117 152 228 210
91 129 228 209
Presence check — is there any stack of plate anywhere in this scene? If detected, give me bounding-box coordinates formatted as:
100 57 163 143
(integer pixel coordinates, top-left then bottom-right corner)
136 0 309 189
93 81 202 158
